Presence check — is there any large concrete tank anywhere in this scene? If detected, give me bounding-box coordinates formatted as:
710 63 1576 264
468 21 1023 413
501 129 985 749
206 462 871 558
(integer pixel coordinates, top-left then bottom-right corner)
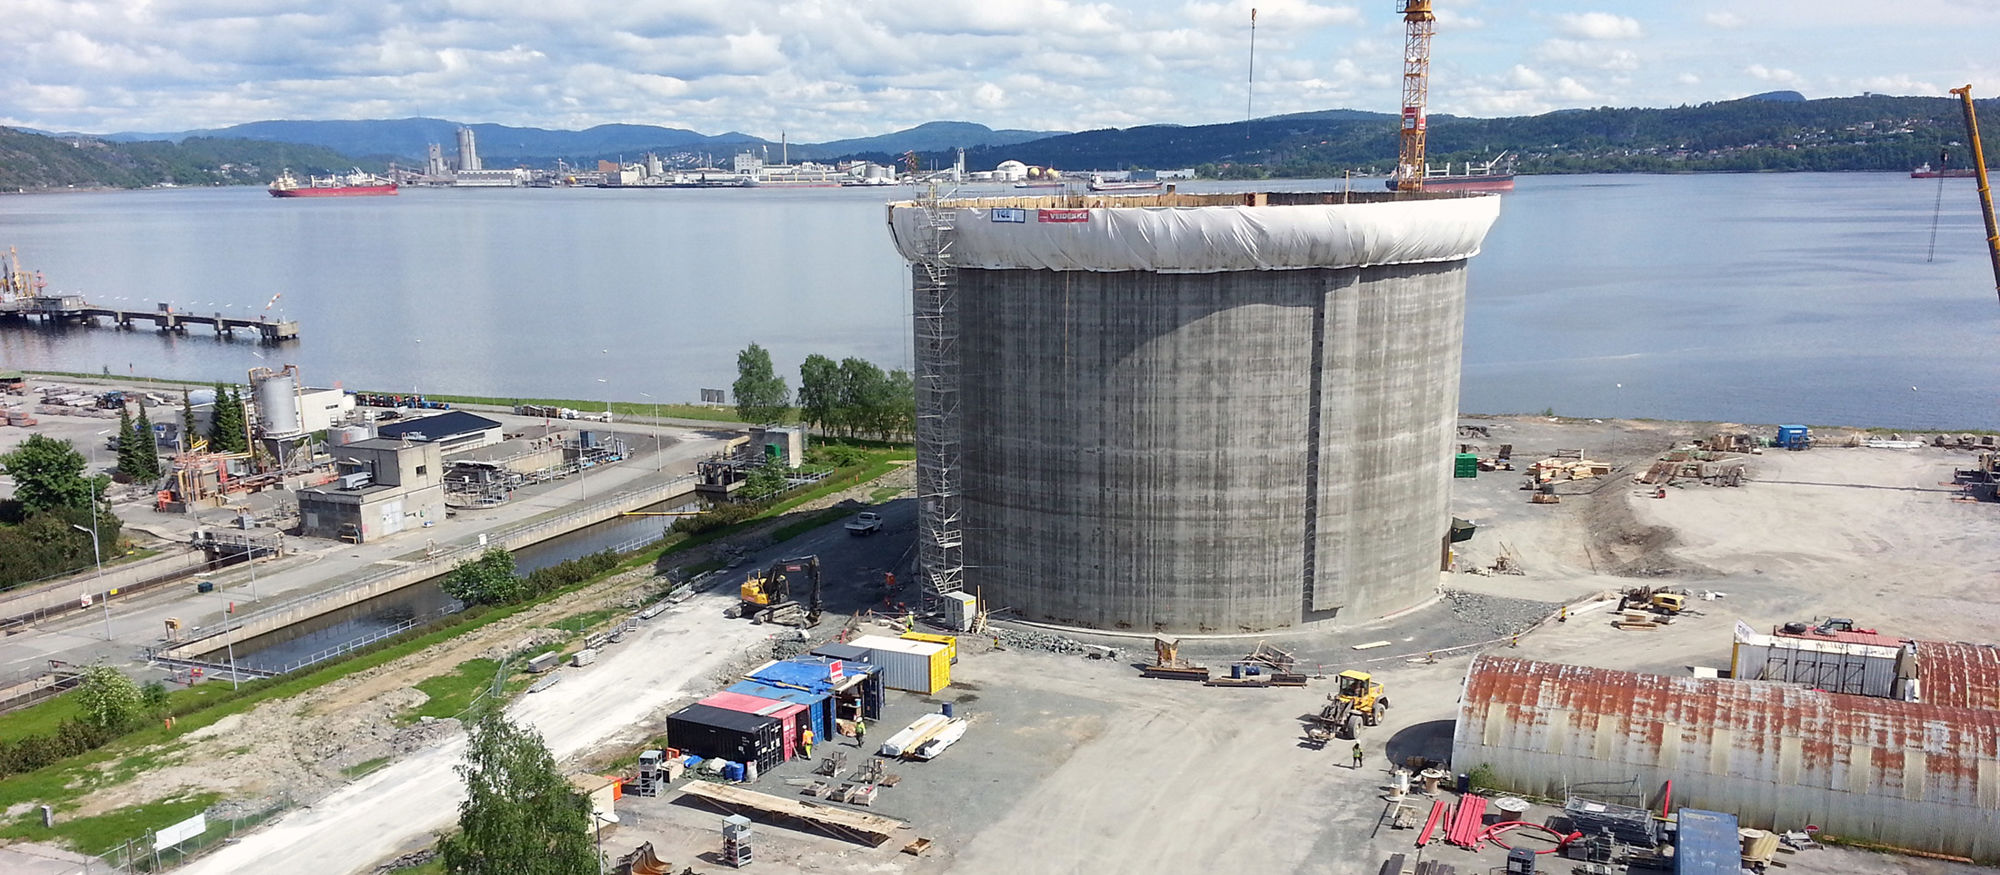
250 365 301 437
886 191 1500 633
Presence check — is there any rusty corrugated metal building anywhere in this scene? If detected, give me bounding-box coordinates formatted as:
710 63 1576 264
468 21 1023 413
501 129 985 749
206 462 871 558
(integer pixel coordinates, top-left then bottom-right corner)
1454 655 2000 859
1915 641 2000 712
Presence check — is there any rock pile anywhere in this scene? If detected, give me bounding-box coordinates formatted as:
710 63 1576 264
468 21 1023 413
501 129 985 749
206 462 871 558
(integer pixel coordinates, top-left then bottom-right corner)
1441 589 1556 638
994 628 1111 659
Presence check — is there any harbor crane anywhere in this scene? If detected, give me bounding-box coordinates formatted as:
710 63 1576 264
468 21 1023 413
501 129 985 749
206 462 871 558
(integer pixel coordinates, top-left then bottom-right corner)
1951 85 2000 302
1395 1 1436 192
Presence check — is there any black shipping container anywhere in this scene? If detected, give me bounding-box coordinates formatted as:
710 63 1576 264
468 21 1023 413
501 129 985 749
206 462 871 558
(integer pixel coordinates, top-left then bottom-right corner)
666 703 783 772
810 643 873 663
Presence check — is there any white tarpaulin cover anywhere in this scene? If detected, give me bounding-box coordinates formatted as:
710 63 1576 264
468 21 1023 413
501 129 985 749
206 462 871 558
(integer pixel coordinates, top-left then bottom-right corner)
886 195 1500 274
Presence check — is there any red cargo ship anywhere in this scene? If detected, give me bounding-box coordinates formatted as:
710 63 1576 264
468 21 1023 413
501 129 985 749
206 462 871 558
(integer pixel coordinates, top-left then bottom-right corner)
268 169 398 198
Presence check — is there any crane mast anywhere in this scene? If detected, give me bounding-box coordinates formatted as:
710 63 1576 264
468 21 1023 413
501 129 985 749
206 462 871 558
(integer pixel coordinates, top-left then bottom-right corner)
1396 1 1436 193
1951 85 2000 302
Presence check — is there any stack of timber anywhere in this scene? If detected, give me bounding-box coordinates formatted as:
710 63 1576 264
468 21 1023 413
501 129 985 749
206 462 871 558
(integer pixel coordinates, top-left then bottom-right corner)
678 781 904 846
880 713 952 757
1612 610 1667 631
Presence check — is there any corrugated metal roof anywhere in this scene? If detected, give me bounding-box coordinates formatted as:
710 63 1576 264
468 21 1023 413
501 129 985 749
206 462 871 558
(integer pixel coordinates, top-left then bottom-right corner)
1917 640 2000 711
1457 655 2000 859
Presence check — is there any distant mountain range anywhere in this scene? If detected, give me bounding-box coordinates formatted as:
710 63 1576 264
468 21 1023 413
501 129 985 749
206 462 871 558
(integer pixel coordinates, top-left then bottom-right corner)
80 118 1065 165
5 92 1995 192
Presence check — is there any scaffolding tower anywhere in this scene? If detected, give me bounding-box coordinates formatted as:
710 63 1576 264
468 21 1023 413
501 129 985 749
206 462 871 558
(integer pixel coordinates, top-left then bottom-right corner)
912 182 964 614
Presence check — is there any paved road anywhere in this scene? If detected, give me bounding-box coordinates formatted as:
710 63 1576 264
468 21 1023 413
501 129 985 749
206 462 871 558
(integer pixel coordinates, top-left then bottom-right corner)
180 501 918 874
0 425 729 679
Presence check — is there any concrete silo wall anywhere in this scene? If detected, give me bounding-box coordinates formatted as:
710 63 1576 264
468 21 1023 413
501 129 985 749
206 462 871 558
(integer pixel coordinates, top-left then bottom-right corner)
950 260 1466 632
888 192 1499 633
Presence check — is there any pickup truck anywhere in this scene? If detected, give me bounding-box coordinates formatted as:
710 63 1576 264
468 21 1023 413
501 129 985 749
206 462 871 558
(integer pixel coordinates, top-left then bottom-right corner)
845 512 883 536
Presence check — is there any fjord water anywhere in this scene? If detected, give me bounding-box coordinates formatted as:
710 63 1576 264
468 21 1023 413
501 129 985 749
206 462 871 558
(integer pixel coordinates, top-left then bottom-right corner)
0 174 1994 429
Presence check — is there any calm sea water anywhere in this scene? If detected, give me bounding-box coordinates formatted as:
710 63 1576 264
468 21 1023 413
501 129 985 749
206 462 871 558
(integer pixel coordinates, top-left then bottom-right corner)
0 175 1995 429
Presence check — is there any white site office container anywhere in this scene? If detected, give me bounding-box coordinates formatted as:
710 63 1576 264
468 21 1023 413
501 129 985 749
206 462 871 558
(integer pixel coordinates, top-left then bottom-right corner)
848 635 950 693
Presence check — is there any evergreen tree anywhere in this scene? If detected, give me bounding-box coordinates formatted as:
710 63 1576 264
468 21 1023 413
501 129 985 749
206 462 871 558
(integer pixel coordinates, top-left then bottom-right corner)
132 407 159 479
439 710 596 875
114 405 138 478
227 388 248 452
206 382 232 451
180 388 195 450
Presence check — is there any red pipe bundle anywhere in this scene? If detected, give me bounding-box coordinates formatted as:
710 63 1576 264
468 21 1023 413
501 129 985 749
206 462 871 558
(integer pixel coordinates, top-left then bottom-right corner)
1416 800 1447 847
1446 795 1489 848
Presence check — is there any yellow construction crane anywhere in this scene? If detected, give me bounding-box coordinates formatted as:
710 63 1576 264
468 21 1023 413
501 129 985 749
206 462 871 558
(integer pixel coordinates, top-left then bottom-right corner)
1951 85 2000 302
1396 1 1436 193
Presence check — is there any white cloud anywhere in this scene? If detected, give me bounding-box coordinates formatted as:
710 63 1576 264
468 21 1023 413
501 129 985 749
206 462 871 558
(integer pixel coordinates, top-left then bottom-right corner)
1433 8 1484 29
1534 39 1639 72
1703 11 1743 29
1188 0 1360 28
1746 64 1804 86
1506 65 1547 89
1555 12 1642 40
1676 72 1700 86
1847 75 1942 96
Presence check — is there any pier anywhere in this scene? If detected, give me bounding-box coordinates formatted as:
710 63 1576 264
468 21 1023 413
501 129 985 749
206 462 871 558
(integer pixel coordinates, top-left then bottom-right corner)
0 295 299 341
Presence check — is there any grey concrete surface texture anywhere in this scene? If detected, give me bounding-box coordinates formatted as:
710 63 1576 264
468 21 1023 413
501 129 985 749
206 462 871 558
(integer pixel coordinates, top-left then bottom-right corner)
895 194 1498 633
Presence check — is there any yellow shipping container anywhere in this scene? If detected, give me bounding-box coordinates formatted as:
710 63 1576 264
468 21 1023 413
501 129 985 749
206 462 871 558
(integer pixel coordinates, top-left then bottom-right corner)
901 631 958 664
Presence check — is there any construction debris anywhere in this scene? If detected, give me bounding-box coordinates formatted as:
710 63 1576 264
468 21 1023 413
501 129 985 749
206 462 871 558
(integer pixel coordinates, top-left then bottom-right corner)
1140 636 1210 681
1527 454 1614 482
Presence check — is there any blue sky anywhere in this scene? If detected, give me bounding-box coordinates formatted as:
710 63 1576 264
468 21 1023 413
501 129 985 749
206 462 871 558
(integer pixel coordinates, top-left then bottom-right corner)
5 0 1999 139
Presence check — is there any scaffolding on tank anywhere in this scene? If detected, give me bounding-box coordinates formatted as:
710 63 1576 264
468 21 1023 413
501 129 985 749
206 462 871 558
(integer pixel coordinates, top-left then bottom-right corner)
911 181 965 615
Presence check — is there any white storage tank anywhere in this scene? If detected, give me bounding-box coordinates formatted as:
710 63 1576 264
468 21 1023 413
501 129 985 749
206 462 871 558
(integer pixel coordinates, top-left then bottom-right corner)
251 366 302 436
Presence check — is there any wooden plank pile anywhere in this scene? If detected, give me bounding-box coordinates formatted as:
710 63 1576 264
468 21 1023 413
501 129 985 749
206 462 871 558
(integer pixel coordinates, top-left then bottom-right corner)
678 781 904 846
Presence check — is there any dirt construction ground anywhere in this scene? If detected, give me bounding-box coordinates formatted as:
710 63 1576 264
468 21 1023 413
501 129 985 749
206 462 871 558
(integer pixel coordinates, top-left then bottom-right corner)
15 414 2000 874
604 416 2000 875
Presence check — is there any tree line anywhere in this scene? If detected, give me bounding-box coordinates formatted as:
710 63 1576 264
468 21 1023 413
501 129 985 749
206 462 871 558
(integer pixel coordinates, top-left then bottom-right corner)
732 343 915 439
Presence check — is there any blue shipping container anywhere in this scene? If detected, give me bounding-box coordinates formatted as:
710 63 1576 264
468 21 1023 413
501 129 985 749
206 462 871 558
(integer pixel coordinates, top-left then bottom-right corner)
1674 809 1740 875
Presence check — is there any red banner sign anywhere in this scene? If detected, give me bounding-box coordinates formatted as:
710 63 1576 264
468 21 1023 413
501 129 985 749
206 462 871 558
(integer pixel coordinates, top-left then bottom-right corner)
1037 209 1090 223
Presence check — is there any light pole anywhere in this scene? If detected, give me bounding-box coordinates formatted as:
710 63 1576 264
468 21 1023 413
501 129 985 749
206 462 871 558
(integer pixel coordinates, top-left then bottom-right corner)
69 521 111 641
638 392 662 471
79 429 114 641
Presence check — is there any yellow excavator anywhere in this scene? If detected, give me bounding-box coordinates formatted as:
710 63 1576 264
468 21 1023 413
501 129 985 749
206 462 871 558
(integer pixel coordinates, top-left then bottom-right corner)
1311 670 1391 741
731 555 822 626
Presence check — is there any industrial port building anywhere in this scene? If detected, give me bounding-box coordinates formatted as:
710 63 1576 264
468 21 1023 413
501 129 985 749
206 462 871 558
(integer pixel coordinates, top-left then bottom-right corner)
886 190 1500 632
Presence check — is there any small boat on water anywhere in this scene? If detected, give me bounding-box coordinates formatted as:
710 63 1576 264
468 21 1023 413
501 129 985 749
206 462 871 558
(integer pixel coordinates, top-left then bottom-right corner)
1911 163 1981 179
268 169 397 198
1387 152 1515 193
1013 181 1065 190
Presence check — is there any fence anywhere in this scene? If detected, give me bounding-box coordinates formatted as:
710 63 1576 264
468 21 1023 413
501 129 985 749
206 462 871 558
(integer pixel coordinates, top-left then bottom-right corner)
90 794 296 873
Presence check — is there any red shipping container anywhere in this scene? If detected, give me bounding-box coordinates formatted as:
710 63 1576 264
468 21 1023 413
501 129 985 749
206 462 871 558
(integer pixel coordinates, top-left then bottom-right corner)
700 692 808 761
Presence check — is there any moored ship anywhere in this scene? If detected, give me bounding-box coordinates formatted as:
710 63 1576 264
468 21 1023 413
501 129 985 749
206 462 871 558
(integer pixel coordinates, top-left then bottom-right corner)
268 169 398 198
1387 152 1515 193
1911 163 1980 179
